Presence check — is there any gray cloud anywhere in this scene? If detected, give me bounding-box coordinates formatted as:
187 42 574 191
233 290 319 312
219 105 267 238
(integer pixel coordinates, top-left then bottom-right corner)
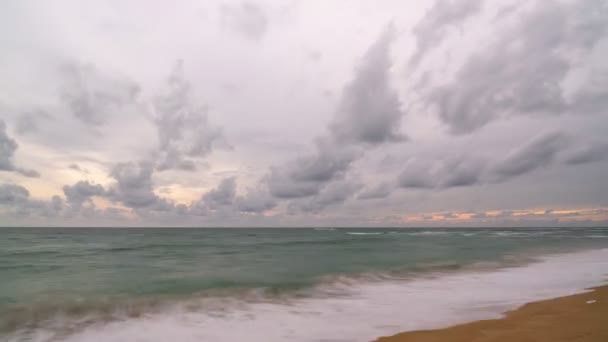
221 2 268 41
429 0 608 134
106 161 173 211
267 26 403 201
397 157 484 190
153 61 228 171
471 212 487 219
0 183 30 204
491 132 569 180
562 141 608 165
15 110 53 135
202 177 237 209
63 180 105 209
0 120 20 172
0 183 64 219
267 138 359 199
330 26 406 145
288 180 362 213
438 158 485 188
410 0 483 67
397 158 437 189
396 131 603 191
235 188 277 213
60 63 140 126
0 119 39 177
357 182 392 200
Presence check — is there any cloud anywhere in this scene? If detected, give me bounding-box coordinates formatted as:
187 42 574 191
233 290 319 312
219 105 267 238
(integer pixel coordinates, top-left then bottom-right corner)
428 0 608 134
438 158 485 188
0 119 39 177
221 2 268 41
60 63 140 126
106 161 173 211
152 61 228 171
396 131 606 192
235 188 277 213
357 182 392 200
0 183 30 204
0 120 20 172
288 180 362 213
202 177 237 209
562 141 608 165
267 25 403 201
15 110 53 135
397 157 485 190
491 131 569 180
397 158 437 189
62 180 105 209
0 183 64 219
185 177 276 216
330 25 406 145
410 0 483 67
267 138 359 199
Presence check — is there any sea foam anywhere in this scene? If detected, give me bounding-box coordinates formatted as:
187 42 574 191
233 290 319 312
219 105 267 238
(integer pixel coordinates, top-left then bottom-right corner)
7 248 608 342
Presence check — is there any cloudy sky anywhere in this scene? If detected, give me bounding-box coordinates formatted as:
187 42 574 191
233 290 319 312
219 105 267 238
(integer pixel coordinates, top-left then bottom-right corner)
1 0 607 227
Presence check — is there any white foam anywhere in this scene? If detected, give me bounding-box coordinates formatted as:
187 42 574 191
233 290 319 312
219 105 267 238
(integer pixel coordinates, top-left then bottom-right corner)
9 248 608 342
345 232 384 236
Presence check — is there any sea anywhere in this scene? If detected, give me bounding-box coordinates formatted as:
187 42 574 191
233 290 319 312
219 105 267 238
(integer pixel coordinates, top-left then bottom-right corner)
1 227 608 342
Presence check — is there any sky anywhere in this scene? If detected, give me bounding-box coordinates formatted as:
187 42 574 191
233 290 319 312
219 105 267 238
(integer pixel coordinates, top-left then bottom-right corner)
1 0 608 227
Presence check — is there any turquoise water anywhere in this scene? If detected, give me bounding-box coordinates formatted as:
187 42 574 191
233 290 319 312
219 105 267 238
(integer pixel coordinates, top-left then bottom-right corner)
1 227 608 341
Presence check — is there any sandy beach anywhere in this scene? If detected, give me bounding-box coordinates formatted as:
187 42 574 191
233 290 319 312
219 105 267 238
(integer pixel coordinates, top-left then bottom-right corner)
376 285 608 342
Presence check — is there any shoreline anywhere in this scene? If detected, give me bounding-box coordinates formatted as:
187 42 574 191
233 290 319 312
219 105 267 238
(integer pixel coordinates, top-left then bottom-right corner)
375 285 608 342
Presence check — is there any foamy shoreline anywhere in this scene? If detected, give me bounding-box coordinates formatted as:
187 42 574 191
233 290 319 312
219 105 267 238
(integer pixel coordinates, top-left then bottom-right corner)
5 248 608 342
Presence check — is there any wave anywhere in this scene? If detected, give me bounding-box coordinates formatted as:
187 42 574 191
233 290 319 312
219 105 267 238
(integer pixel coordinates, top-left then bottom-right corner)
3 248 607 342
345 232 385 236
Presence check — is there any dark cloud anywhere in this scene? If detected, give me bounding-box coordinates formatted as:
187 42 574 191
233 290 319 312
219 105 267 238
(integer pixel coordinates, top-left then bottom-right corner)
357 182 392 200
471 212 487 219
202 177 237 209
288 180 362 213
396 132 606 192
185 177 276 216
0 183 30 204
221 2 268 41
438 158 485 188
62 180 105 209
491 132 569 180
441 212 456 219
267 26 402 201
0 183 64 219
397 158 437 189
106 161 173 210
330 25 406 145
0 119 39 177
153 61 228 171
267 138 359 199
410 0 483 67
428 0 608 134
562 141 608 165
235 188 277 213
0 120 19 172
398 157 485 190
60 63 139 126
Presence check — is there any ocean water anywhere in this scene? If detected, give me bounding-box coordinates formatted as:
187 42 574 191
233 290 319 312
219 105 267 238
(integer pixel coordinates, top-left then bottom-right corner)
1 227 608 342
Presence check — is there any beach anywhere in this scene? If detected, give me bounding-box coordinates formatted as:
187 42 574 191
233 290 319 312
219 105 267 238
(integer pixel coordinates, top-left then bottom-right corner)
377 285 608 342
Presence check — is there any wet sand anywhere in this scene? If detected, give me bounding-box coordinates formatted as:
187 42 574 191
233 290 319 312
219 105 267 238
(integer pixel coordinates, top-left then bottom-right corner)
375 285 608 342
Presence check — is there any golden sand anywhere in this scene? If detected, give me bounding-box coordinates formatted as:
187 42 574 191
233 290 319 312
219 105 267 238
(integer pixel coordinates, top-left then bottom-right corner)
375 286 608 342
